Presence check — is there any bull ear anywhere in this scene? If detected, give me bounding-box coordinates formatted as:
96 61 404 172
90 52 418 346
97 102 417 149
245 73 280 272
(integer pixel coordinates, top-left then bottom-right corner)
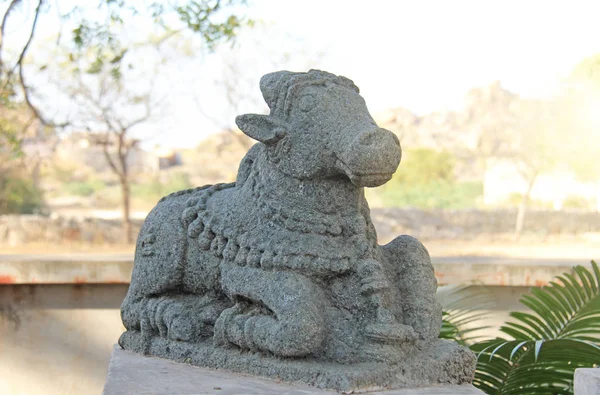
235 114 287 145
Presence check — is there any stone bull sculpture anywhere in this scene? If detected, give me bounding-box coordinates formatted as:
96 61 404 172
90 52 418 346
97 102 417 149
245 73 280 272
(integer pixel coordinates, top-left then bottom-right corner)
119 70 475 392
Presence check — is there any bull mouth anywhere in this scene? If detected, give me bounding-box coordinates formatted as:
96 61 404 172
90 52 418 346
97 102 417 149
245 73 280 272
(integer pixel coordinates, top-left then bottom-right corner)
335 159 395 187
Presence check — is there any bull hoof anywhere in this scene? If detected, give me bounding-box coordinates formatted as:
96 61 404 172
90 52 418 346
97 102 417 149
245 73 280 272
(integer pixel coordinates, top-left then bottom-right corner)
167 314 195 341
213 302 246 347
364 322 418 344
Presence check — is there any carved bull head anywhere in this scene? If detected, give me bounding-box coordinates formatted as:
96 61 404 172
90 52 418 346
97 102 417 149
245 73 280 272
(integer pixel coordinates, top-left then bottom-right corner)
236 70 401 187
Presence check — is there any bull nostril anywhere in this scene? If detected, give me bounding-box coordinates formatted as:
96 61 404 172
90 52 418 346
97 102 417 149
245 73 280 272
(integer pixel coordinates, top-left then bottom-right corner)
358 130 378 146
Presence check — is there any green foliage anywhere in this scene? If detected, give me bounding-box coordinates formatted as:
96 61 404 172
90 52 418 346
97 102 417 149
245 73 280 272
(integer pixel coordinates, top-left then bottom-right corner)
132 173 193 200
68 0 250 81
175 1 245 50
375 148 482 209
394 148 456 185
571 54 600 89
50 165 74 184
0 175 44 214
0 119 24 160
504 193 554 210
63 180 106 197
379 181 483 209
562 195 593 210
438 284 493 346
471 261 600 395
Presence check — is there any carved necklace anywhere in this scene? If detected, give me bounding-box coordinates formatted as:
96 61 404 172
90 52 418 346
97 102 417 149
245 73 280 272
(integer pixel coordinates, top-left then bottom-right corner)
178 166 377 277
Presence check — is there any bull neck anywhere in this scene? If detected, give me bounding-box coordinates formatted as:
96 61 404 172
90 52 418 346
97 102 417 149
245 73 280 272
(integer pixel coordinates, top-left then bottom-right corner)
245 149 368 217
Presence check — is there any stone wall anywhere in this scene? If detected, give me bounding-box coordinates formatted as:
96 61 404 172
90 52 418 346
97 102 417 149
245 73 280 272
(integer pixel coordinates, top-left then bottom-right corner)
0 215 143 246
1 209 599 246
372 208 600 242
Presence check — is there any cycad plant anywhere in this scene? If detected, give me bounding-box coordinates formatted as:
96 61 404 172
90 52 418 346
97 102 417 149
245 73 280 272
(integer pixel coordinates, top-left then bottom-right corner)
471 260 600 395
438 283 494 345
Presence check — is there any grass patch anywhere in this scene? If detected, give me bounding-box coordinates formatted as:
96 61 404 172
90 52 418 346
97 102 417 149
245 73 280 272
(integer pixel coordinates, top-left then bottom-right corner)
376 181 483 209
63 180 106 197
131 173 193 201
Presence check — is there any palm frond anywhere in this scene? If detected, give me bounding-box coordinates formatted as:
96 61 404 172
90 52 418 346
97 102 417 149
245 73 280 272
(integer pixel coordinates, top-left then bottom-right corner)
471 260 600 395
501 261 600 342
438 283 494 345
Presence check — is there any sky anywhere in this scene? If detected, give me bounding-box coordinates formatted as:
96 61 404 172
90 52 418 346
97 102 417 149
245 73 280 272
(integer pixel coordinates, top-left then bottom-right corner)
154 0 600 148
246 0 600 111
7 0 600 148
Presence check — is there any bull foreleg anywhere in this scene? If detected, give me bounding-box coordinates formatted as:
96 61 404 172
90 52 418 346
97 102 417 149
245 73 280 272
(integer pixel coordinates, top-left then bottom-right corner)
381 235 442 340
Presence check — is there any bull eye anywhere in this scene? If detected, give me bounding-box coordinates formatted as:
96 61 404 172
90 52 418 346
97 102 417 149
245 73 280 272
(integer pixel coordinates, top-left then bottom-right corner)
298 94 317 112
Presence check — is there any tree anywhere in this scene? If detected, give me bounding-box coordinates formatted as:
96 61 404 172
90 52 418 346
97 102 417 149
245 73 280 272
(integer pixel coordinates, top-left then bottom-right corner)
55 55 159 243
392 148 456 185
0 1 248 128
0 102 46 213
193 24 325 151
508 98 565 237
571 54 600 90
0 0 249 240
510 53 600 233
457 83 520 189
563 54 600 210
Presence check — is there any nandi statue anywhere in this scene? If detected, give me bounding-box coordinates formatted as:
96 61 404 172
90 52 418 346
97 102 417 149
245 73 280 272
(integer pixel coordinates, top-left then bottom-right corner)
119 70 475 392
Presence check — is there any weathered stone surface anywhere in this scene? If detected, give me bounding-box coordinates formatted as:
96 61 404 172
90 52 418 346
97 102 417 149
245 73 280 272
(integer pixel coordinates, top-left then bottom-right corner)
119 332 475 392
575 368 600 395
105 345 484 395
118 69 475 391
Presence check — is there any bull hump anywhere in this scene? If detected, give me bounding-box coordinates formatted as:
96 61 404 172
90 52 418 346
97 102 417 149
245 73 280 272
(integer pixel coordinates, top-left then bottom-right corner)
158 183 217 204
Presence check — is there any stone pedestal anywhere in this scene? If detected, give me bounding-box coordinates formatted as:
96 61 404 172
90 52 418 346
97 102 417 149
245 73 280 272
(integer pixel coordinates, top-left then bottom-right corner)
103 345 484 395
575 369 600 395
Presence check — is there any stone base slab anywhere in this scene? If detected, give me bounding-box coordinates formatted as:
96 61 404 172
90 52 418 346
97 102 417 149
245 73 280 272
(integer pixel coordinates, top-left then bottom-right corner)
574 368 600 395
117 330 477 393
104 345 484 395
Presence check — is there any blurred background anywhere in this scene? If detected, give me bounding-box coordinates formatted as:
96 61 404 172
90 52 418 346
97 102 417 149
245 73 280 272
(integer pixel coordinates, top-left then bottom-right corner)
0 0 599 394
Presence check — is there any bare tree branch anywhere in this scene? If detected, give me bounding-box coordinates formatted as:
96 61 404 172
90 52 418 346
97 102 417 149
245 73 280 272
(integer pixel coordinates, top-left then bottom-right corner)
4 0 42 86
100 132 122 178
153 28 184 47
0 0 21 73
123 111 150 131
19 112 36 137
53 0 62 45
9 0 67 129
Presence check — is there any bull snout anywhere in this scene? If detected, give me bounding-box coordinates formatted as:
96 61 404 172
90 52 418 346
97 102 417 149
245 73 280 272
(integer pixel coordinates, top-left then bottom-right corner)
336 128 401 187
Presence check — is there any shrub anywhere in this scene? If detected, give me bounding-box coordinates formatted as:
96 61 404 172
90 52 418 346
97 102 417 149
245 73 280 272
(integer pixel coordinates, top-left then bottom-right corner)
374 148 483 209
63 180 106 197
450 261 600 395
378 181 483 209
0 175 44 214
132 173 193 200
562 195 593 210
394 148 456 185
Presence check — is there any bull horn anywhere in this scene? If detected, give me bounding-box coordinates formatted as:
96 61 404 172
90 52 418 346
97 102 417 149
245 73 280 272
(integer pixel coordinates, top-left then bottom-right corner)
260 71 292 112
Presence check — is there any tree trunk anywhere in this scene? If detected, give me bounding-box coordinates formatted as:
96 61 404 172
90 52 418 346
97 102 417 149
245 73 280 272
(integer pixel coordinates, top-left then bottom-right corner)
514 173 538 240
121 177 133 244
596 179 600 213
31 159 41 189
479 156 488 206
